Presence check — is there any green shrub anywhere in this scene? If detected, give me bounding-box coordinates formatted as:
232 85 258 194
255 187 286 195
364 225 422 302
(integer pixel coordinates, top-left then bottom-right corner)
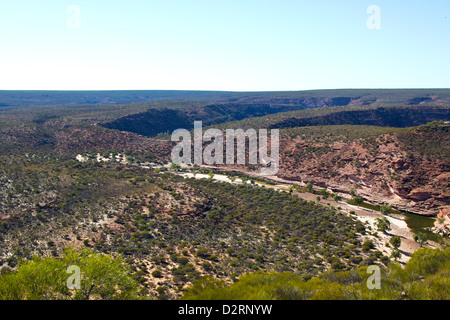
0 247 141 300
152 270 163 278
362 239 374 252
182 248 450 300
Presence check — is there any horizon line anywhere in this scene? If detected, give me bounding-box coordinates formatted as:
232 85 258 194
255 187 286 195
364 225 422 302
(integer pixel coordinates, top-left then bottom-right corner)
1 88 450 93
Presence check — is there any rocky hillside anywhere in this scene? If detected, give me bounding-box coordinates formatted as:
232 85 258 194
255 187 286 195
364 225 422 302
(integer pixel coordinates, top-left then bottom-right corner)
270 105 450 129
0 119 172 162
276 122 450 216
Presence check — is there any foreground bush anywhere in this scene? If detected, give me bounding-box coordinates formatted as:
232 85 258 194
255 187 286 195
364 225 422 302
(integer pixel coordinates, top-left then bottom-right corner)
0 247 142 300
182 248 449 300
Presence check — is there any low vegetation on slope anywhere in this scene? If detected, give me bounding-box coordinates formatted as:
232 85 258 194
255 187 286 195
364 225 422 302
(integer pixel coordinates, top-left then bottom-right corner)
0 155 385 298
1 246 447 300
183 247 449 300
270 105 449 129
211 105 450 132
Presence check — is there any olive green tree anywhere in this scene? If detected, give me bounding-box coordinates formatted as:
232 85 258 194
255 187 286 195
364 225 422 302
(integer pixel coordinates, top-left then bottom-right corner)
0 247 141 300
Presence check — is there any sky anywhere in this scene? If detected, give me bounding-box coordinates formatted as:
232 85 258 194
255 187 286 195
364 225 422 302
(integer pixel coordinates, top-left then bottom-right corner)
0 0 449 91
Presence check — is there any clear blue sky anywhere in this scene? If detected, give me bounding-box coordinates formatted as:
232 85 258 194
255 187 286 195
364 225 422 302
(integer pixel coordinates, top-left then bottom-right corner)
0 0 449 91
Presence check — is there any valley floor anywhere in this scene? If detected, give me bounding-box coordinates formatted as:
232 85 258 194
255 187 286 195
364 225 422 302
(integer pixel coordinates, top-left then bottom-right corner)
75 154 444 264
177 166 442 264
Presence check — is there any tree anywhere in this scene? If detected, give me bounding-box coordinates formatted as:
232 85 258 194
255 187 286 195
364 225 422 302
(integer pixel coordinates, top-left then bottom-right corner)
362 239 374 252
306 182 313 193
0 247 141 300
64 247 141 300
380 205 392 215
389 235 401 249
196 248 211 258
391 248 401 261
332 194 342 202
319 188 329 199
349 188 356 197
125 156 134 164
375 217 391 234
413 232 428 248
351 196 364 206
182 276 226 299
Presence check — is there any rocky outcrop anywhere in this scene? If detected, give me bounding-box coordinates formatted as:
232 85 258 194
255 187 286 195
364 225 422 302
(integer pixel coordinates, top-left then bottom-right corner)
430 206 450 236
276 125 450 216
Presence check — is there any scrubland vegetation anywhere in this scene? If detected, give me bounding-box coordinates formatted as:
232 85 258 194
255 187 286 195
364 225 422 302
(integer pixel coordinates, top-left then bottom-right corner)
182 247 449 300
0 90 448 300
0 246 447 300
0 156 375 298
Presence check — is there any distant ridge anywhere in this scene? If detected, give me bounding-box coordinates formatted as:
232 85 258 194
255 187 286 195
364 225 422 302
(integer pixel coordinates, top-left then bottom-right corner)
1 88 450 107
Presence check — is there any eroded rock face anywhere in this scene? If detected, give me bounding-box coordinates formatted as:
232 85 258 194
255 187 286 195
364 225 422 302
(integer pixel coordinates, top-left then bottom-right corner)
407 188 434 201
431 206 450 236
276 129 449 216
